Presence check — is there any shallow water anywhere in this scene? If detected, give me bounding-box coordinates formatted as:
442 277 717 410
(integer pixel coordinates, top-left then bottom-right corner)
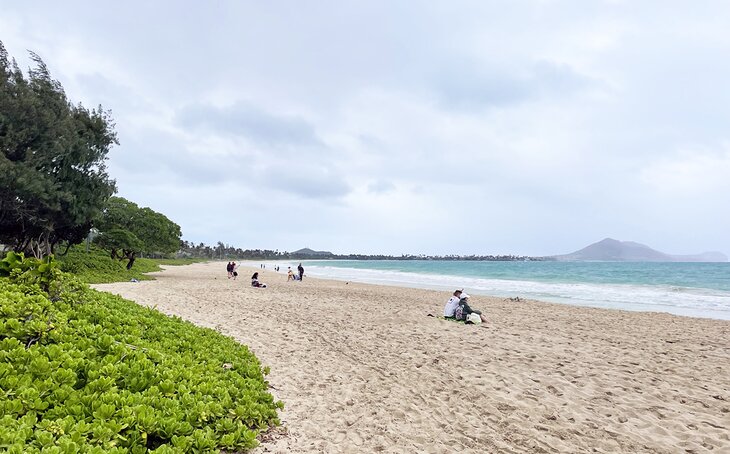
280 260 730 320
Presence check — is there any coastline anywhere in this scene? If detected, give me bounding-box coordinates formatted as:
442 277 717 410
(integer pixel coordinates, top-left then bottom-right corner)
94 261 730 453
268 260 730 321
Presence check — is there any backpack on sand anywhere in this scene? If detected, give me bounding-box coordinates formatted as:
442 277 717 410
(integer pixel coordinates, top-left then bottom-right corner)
454 304 466 321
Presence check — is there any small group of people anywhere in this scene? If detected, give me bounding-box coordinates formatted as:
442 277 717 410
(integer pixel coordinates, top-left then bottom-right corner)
260 264 281 272
226 261 239 279
225 262 306 288
444 289 487 324
287 263 305 281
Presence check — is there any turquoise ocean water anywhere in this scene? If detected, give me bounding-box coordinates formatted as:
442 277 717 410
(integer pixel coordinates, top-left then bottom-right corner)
280 260 730 320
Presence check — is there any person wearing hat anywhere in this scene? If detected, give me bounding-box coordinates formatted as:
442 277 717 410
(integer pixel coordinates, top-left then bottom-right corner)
444 289 463 318
458 293 487 323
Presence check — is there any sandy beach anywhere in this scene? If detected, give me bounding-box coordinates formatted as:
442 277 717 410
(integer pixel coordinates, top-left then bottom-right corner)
93 262 730 453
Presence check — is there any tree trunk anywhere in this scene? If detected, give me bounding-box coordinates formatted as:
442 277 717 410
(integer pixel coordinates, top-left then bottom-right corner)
126 252 136 270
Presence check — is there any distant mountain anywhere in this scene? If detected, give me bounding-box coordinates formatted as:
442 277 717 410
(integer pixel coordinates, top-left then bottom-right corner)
554 238 728 262
292 247 334 258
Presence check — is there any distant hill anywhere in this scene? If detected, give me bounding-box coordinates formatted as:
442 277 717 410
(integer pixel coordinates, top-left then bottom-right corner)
554 238 728 262
292 248 334 258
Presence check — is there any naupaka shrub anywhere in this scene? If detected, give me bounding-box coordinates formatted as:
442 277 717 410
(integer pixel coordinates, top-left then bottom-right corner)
0 256 281 453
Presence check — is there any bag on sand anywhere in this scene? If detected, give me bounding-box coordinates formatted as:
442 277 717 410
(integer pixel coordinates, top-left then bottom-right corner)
466 313 482 324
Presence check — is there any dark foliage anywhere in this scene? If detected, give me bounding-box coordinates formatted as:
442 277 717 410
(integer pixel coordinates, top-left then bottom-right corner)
0 41 117 257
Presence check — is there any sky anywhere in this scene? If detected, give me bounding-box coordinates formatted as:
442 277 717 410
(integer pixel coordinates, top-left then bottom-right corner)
2 1 729 256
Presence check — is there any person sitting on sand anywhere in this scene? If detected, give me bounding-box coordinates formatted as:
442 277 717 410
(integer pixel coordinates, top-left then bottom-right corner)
444 289 463 318
251 272 267 288
458 293 487 323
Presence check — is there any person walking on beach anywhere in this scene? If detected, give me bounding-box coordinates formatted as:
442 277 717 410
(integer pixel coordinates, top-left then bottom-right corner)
232 262 238 280
297 263 304 281
287 267 295 281
226 262 233 279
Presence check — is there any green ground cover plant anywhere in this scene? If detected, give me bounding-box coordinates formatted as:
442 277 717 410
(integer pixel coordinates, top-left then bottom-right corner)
57 246 162 284
57 246 208 284
0 253 281 453
153 259 207 267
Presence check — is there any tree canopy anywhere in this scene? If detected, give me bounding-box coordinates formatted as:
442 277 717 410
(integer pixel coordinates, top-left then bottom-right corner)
0 41 117 257
95 196 182 269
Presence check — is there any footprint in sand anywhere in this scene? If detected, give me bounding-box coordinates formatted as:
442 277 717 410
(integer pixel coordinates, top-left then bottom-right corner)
547 385 563 396
347 431 364 446
333 430 347 444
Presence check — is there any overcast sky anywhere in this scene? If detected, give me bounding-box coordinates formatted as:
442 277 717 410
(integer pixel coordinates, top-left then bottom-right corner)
2 1 729 256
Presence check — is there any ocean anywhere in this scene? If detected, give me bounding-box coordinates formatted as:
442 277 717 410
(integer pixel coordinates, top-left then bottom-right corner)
275 260 730 320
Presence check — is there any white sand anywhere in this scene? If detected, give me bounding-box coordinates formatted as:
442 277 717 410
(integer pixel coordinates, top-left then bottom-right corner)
94 262 730 453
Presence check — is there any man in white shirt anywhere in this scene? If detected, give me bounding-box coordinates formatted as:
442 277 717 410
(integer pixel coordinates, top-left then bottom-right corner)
443 289 463 317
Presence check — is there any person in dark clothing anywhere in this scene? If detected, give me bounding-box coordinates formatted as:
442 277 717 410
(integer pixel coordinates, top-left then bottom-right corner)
251 272 267 288
459 293 487 323
297 263 304 281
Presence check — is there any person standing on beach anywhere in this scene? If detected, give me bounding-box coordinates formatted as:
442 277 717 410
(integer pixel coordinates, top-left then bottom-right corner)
226 262 233 279
298 263 304 281
287 267 295 281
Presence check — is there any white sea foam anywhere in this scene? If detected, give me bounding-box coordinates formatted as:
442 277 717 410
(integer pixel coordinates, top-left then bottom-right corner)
302 264 730 320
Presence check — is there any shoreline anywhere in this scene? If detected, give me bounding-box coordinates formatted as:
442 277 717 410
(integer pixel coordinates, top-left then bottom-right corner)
94 261 730 453
243 260 730 321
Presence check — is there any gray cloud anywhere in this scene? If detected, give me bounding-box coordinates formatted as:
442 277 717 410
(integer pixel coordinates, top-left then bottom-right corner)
2 2 729 255
109 128 236 185
176 102 322 147
434 59 598 110
262 164 351 200
367 180 396 194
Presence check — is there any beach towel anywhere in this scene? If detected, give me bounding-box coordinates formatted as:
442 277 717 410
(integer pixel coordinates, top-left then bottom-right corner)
433 315 466 324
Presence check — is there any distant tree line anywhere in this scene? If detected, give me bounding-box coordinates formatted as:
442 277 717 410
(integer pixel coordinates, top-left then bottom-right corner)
177 242 551 262
1 42 181 269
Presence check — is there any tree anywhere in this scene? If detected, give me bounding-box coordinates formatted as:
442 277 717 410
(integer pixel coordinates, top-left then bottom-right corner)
95 197 182 269
0 41 117 257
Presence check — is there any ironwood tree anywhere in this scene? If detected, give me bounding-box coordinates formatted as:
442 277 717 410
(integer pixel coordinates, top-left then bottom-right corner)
0 41 117 257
